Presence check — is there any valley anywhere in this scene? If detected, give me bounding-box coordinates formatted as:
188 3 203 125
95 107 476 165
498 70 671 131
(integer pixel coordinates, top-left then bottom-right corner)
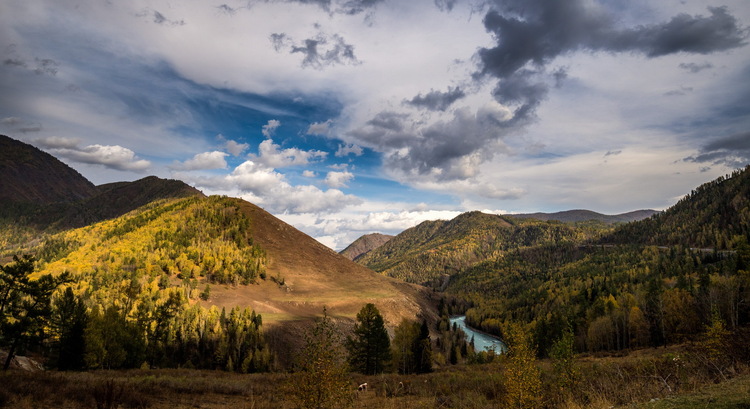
1 134 749 408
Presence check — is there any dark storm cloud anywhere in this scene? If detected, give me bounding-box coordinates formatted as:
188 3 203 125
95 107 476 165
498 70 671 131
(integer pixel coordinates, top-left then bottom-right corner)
404 87 466 111
271 31 359 69
679 61 714 73
685 131 750 168
347 112 414 149
367 111 409 132
477 1 747 119
351 106 514 180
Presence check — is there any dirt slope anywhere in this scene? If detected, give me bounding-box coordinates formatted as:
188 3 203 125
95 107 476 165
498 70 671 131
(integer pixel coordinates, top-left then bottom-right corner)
205 200 437 330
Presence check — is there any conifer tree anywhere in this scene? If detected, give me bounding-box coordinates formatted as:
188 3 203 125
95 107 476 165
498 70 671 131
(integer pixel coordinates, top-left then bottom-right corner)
52 287 88 370
0 255 70 370
346 303 391 374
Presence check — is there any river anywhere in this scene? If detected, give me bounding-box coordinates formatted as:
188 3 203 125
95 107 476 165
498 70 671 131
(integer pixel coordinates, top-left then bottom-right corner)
449 316 506 353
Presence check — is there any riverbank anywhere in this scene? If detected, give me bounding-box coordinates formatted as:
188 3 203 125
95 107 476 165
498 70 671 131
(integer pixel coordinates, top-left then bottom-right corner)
449 315 506 353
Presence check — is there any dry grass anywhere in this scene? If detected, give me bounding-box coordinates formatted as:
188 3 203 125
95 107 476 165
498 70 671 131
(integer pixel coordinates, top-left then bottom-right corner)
2 342 748 409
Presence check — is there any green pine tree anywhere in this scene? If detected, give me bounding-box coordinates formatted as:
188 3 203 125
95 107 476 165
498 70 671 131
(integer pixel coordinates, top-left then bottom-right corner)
346 303 391 374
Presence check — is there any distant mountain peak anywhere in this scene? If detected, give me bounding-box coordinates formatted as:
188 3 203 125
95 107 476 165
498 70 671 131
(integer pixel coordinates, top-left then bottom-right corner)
339 233 394 262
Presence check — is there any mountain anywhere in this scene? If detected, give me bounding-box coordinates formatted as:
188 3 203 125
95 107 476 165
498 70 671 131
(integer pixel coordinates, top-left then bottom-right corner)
605 165 750 248
0 135 97 204
511 209 659 224
0 136 202 234
339 233 393 261
357 211 589 286
0 135 436 367
444 168 750 356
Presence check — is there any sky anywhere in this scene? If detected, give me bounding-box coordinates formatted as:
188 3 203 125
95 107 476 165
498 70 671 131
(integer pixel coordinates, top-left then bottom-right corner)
1 0 749 250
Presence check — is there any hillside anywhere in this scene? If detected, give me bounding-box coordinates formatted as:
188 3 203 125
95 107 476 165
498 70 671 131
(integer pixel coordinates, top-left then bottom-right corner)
446 169 750 356
10 194 435 367
605 165 750 248
0 135 97 204
339 232 393 261
511 209 659 224
0 136 204 253
358 211 591 286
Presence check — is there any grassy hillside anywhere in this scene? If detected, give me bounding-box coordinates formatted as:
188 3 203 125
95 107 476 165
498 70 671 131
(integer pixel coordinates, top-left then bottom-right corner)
3 194 435 370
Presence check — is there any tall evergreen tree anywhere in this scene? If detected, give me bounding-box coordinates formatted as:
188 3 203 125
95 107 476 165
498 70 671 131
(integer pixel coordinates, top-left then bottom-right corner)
346 303 391 374
413 319 433 373
52 287 88 370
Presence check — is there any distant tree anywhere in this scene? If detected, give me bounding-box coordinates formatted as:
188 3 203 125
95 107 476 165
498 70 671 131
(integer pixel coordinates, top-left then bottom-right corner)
288 308 352 409
0 255 70 370
346 303 391 374
51 287 88 370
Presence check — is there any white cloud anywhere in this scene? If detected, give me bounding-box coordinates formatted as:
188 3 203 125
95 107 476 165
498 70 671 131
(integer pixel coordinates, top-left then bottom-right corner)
253 139 327 168
225 139 249 156
185 160 362 214
170 150 228 171
325 170 354 188
335 143 363 157
35 137 150 172
302 170 317 177
35 136 81 149
261 119 281 138
307 119 333 136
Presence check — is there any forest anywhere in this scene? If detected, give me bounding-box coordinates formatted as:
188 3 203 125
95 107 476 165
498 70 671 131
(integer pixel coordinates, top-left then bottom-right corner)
1 195 272 373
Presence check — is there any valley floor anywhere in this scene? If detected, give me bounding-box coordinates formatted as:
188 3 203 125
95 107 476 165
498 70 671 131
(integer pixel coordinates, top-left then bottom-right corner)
1 344 748 409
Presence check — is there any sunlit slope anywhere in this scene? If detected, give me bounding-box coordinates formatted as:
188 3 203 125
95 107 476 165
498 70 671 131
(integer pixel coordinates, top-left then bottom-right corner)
34 195 433 328
359 211 589 285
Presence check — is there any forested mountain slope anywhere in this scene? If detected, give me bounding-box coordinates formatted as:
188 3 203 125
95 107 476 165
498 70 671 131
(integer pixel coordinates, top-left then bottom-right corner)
358 211 595 286
446 168 750 356
512 209 658 224
605 166 750 248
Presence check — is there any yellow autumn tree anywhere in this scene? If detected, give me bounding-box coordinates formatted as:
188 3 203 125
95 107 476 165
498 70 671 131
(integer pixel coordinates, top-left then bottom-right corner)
502 322 541 409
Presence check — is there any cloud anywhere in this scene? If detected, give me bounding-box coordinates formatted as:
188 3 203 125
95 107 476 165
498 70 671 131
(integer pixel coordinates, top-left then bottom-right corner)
270 30 360 69
684 131 750 168
404 86 466 111
253 138 327 168
325 170 354 187
476 2 747 120
335 143 363 157
306 119 333 136
302 170 317 177
170 151 228 171
350 103 513 181
679 61 714 73
36 138 151 172
261 119 281 138
225 139 249 156
35 136 81 149
188 160 362 214
136 8 185 26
